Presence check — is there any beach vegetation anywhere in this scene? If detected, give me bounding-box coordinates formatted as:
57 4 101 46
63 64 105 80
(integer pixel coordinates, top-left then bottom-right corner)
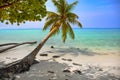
0 0 47 25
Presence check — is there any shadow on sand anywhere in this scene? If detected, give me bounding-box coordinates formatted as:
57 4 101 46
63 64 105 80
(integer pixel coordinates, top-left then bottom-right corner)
41 47 107 57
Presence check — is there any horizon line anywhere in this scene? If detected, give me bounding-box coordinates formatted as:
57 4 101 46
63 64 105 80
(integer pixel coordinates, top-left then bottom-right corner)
0 28 120 30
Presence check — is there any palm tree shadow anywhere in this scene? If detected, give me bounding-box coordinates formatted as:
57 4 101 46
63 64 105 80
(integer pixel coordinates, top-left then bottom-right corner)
54 47 101 56
41 47 104 57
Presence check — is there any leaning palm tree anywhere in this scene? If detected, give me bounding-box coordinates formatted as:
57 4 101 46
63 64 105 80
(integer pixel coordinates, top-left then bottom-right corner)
23 0 82 64
0 0 82 76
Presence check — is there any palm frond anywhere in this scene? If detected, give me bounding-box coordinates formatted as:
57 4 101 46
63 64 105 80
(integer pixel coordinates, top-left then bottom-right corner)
67 17 75 24
50 22 61 36
67 12 79 19
66 1 78 12
52 0 61 7
52 0 62 13
43 11 59 31
58 0 66 6
62 22 68 43
43 19 56 30
67 18 82 28
46 11 59 20
75 20 82 28
67 22 75 39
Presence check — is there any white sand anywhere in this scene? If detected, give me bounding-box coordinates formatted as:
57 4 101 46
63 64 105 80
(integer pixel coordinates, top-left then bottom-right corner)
0 45 120 79
36 46 120 66
0 45 119 66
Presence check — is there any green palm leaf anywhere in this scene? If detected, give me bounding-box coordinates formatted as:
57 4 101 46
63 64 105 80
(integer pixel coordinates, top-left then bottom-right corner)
67 12 79 19
74 20 82 28
62 22 68 42
67 22 75 39
50 22 61 36
43 19 56 30
46 11 59 20
52 0 63 13
66 1 78 12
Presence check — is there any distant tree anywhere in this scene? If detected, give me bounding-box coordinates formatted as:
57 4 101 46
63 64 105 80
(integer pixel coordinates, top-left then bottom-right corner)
0 0 47 25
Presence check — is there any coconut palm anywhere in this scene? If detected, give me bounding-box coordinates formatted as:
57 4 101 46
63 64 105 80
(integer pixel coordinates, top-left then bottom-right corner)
23 0 82 65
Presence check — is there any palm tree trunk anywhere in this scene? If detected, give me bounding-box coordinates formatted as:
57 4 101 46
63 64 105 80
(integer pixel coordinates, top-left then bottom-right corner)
22 27 58 65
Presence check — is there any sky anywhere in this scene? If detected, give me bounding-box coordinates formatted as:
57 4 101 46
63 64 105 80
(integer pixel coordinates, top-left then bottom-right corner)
0 0 120 29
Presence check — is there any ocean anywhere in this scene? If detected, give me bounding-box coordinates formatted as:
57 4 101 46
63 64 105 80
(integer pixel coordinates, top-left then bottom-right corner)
0 28 120 54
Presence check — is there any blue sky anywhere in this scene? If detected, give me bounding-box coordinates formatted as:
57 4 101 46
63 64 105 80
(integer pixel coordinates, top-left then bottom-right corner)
0 0 120 29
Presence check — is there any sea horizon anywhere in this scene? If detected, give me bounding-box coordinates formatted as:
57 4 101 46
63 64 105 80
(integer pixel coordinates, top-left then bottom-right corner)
0 28 120 30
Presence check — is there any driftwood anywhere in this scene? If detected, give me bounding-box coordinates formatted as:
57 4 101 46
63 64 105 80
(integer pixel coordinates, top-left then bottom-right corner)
0 41 37 53
0 41 37 79
0 43 18 47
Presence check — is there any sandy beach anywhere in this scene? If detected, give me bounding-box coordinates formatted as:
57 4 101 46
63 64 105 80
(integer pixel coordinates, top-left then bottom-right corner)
0 44 120 80
0 0 120 79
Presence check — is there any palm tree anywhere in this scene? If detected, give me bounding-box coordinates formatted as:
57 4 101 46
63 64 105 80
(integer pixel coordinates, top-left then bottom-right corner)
22 0 82 65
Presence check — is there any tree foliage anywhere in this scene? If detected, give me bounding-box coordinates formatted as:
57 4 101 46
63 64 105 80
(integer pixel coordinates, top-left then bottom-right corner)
0 0 47 25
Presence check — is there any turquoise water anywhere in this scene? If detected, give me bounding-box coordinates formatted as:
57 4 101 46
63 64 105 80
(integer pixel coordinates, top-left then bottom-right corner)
0 29 120 54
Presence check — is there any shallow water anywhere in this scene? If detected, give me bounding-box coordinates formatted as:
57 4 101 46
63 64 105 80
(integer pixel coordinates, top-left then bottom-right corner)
0 28 120 54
